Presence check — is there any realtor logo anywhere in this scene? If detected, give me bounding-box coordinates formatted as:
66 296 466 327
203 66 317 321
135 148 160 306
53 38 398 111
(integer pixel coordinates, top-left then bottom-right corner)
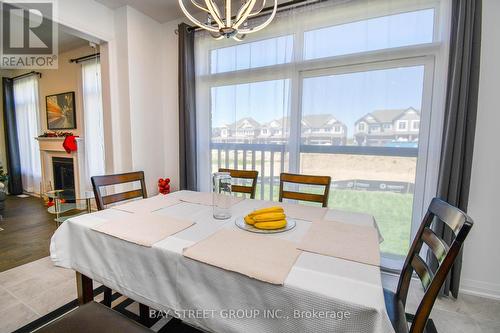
1 1 58 68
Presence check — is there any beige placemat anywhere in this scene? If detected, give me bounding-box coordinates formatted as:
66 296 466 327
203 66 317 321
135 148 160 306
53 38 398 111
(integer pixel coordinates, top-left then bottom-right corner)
183 229 301 285
92 213 194 247
298 220 380 266
176 191 245 207
111 195 180 213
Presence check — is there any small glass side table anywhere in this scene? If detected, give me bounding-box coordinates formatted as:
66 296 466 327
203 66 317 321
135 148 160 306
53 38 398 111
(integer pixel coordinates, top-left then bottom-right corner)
46 189 94 226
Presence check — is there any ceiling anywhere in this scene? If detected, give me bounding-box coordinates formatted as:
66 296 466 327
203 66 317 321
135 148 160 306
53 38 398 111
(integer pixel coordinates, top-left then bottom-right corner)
95 0 183 23
58 28 90 53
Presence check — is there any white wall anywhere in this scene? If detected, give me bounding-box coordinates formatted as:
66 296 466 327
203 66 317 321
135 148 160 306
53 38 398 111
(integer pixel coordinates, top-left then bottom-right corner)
460 0 500 300
1 1 181 195
54 0 115 42
108 7 180 194
126 6 167 193
9 46 98 137
39 46 98 136
108 6 133 175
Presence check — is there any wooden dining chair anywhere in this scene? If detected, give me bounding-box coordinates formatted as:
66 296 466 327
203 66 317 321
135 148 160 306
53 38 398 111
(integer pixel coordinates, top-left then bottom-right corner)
36 301 152 333
278 172 331 207
90 171 150 325
91 171 148 211
384 198 474 333
219 168 259 199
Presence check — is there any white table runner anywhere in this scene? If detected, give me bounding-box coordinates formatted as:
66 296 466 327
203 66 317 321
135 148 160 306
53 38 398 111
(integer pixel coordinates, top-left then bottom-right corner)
50 191 394 333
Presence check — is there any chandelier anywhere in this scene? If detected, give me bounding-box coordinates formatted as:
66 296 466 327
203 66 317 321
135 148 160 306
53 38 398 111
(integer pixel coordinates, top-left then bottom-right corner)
178 0 278 41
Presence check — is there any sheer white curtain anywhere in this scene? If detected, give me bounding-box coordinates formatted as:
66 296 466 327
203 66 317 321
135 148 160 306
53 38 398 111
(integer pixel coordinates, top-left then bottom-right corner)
194 0 452 263
82 58 105 190
13 76 42 194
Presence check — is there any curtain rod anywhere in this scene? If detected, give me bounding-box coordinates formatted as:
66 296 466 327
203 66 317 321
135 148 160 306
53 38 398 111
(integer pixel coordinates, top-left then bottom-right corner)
186 0 323 32
70 53 100 63
10 71 42 80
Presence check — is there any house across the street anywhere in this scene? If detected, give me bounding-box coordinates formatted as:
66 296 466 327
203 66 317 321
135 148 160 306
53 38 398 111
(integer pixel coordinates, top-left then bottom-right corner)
354 107 420 147
212 114 347 145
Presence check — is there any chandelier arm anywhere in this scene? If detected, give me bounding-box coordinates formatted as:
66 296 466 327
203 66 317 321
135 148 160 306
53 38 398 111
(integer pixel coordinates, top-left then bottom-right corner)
210 32 225 40
232 34 246 41
238 0 277 34
233 0 258 29
225 0 231 26
204 0 224 27
248 0 266 17
178 0 220 32
190 0 211 13
235 0 255 21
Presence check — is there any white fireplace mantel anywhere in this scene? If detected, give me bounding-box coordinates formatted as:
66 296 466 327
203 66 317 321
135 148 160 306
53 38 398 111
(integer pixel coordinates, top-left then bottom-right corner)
36 137 87 204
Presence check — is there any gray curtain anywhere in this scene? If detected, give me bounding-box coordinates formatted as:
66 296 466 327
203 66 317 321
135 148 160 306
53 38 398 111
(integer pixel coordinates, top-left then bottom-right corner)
178 23 198 191
2 77 23 195
429 0 482 298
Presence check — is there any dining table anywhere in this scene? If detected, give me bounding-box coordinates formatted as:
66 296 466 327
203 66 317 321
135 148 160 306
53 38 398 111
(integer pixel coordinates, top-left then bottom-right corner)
50 190 394 333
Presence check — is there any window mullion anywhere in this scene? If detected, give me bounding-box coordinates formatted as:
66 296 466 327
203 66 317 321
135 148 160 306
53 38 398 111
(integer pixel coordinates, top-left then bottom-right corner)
288 27 305 174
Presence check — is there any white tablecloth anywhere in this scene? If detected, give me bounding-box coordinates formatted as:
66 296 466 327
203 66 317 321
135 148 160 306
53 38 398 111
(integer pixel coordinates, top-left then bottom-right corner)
50 191 394 333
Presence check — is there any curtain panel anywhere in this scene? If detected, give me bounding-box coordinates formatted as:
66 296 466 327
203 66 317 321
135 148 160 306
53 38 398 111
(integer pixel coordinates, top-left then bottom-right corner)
2 78 23 195
430 0 482 298
13 76 42 194
82 59 106 190
178 23 198 191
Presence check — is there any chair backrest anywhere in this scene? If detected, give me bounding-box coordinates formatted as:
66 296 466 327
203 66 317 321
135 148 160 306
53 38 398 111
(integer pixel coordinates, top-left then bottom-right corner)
396 198 473 333
91 171 147 211
278 172 331 207
219 168 259 199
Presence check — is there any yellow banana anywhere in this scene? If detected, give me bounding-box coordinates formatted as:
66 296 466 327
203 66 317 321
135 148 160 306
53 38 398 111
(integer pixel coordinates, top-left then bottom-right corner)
253 212 286 222
244 215 256 225
248 206 284 217
254 220 287 230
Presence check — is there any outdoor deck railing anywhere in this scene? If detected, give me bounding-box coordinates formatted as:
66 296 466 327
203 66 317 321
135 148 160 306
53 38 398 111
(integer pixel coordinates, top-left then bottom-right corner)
210 142 418 200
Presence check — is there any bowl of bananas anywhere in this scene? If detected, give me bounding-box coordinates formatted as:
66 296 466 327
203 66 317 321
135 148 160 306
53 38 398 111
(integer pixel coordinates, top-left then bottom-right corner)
235 206 296 234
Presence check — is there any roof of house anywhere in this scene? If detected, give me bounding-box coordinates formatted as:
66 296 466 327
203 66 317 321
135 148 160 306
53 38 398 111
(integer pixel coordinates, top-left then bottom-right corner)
223 117 261 129
216 114 347 130
302 114 342 128
356 107 420 124
262 117 290 129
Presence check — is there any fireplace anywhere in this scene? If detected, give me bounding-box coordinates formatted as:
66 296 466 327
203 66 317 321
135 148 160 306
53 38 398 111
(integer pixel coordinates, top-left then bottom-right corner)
52 157 75 192
37 137 86 209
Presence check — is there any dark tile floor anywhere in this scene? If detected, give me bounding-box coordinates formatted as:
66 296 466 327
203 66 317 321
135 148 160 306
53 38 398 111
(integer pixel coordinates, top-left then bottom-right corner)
0 195 56 272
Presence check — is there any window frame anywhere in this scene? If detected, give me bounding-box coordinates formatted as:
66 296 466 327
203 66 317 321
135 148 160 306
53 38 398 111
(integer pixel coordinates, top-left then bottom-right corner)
397 120 409 131
412 120 421 130
195 0 452 269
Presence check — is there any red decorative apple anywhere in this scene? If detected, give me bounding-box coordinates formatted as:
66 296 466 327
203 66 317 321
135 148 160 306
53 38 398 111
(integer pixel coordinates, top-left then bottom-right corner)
158 177 171 195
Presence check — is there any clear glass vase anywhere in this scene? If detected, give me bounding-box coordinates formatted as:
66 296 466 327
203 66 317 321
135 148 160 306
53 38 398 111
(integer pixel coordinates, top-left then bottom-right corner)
212 172 232 220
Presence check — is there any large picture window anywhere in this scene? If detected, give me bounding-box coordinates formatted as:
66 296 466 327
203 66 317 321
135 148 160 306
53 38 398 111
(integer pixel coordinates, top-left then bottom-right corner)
195 0 450 266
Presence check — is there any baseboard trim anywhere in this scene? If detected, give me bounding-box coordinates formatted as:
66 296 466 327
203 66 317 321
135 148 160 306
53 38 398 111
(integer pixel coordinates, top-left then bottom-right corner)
460 278 500 301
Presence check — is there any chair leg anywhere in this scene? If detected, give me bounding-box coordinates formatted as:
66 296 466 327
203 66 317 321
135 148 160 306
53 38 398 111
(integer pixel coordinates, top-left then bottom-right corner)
103 287 112 307
425 319 438 333
405 313 438 333
139 303 150 327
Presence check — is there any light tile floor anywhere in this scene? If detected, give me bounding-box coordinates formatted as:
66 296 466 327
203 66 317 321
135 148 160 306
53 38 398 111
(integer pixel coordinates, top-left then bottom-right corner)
0 257 499 333
381 273 500 333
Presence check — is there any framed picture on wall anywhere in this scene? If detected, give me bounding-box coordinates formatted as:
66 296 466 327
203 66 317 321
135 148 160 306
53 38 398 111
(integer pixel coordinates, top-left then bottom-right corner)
46 92 76 130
